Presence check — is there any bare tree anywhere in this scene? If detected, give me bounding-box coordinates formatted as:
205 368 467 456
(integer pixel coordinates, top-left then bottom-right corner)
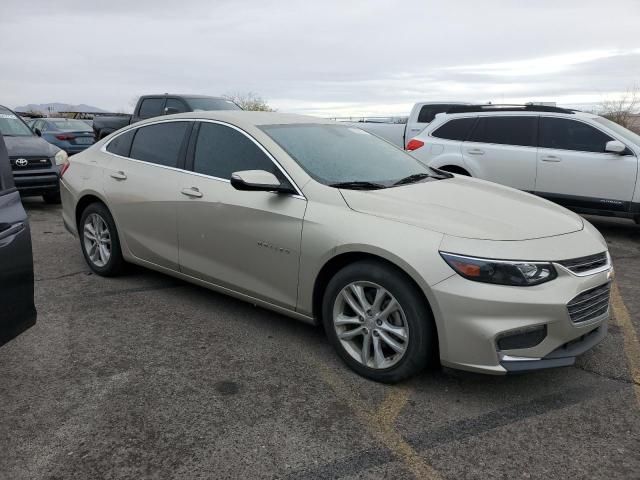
223 92 276 111
598 85 640 132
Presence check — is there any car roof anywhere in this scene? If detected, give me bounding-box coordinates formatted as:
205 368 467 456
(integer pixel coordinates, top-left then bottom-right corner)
135 111 335 128
432 109 600 121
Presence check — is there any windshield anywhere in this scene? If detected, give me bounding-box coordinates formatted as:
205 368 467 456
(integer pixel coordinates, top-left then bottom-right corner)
0 111 34 136
593 116 640 147
48 119 93 132
185 97 241 111
260 124 432 186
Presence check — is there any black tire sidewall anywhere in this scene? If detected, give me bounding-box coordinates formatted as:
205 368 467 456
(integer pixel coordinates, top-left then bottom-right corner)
322 260 434 383
79 203 124 276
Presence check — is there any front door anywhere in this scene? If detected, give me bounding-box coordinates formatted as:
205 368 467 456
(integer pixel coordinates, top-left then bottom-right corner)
177 121 306 309
534 116 638 211
0 134 36 346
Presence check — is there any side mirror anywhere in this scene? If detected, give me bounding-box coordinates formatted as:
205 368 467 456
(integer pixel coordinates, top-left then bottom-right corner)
34 128 42 137
605 140 626 154
230 170 295 194
164 107 180 115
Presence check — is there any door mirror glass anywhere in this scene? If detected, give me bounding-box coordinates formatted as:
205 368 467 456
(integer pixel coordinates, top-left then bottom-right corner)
230 170 295 194
605 140 626 154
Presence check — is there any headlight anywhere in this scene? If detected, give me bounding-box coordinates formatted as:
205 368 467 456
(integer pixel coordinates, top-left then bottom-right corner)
440 252 557 286
54 150 68 166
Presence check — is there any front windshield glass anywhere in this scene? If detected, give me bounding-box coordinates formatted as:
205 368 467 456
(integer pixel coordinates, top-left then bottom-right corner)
48 119 93 132
593 116 640 146
0 111 34 136
260 124 432 186
186 97 241 111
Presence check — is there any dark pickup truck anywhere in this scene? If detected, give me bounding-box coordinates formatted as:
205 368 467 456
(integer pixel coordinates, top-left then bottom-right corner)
93 94 241 139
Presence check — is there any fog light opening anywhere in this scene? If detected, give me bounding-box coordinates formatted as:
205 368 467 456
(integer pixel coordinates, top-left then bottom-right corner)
496 325 547 351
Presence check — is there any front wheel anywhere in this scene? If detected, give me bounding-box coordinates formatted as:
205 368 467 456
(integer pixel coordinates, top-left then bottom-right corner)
322 261 436 383
79 202 125 276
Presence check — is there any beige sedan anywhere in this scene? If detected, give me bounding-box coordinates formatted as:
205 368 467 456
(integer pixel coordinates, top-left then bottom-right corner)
60 112 612 382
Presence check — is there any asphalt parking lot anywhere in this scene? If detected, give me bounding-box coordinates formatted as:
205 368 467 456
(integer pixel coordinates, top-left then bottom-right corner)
1 199 639 480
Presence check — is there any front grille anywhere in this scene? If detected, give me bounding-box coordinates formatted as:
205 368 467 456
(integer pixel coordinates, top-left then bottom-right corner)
558 252 608 274
9 156 51 170
567 283 611 323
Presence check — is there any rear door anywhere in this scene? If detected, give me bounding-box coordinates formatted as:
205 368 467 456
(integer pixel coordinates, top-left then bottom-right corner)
461 115 538 191
534 116 638 211
0 134 36 346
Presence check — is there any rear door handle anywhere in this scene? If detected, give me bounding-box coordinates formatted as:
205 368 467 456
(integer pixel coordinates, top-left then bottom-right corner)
541 155 561 162
110 171 127 180
466 148 484 155
0 222 25 241
181 187 203 198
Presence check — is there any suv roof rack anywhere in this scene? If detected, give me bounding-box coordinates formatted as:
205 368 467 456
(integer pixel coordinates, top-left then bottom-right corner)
446 104 575 115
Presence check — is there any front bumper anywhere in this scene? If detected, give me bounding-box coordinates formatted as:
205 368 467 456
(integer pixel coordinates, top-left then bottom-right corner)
430 258 612 375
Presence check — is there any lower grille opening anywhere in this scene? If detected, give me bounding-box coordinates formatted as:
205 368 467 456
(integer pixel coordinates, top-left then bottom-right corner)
497 325 547 350
567 283 611 323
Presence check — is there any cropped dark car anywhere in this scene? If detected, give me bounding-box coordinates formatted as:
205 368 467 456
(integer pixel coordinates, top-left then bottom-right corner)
30 118 95 155
0 105 67 203
0 133 37 346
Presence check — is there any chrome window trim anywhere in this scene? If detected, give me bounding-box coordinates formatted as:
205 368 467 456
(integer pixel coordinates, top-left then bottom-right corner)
101 117 307 200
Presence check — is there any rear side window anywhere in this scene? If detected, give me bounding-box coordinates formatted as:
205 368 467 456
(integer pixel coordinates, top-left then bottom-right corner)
129 122 188 167
193 123 278 180
417 105 458 123
106 129 136 157
469 116 537 147
539 117 613 153
138 98 165 119
432 117 477 141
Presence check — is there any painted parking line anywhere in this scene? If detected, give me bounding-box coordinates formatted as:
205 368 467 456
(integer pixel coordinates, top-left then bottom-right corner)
610 282 640 408
313 362 442 480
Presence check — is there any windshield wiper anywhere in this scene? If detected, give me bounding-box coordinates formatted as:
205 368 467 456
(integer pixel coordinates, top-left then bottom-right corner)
329 181 387 190
393 173 432 186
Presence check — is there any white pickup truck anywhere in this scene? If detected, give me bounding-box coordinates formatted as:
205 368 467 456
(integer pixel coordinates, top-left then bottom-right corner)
337 102 470 149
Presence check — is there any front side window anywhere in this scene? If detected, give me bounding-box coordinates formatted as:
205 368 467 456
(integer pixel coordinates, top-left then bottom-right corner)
469 116 537 147
138 98 165 119
261 124 432 185
165 98 188 114
540 117 613 153
106 129 136 157
129 122 188 167
432 117 477 141
193 123 278 179
0 110 34 137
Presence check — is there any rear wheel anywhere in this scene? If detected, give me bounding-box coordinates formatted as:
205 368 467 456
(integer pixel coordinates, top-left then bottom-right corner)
322 260 435 383
42 191 61 204
79 202 125 276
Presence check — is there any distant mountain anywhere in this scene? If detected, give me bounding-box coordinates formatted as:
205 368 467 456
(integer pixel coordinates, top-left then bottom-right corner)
13 102 108 114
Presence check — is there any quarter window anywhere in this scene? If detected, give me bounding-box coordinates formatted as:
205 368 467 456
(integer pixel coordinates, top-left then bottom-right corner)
417 104 459 123
539 117 613 153
138 98 165 119
432 117 477 141
468 116 537 147
129 122 188 168
106 129 136 157
193 123 279 180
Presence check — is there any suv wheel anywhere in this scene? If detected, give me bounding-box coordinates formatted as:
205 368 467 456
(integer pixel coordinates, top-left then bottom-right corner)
42 192 61 204
322 260 435 383
79 203 125 276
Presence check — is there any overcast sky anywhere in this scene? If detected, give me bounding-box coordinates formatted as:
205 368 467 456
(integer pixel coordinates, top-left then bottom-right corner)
2 0 639 116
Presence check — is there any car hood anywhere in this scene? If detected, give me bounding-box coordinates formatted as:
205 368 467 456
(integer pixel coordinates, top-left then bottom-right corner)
4 135 59 158
339 176 584 240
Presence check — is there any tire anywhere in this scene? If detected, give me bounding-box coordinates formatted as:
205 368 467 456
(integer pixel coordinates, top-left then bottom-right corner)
635 215 639 225
79 202 125 276
42 191 61 204
322 260 435 383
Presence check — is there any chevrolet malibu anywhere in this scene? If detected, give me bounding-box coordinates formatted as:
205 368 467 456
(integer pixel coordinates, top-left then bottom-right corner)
60 112 612 382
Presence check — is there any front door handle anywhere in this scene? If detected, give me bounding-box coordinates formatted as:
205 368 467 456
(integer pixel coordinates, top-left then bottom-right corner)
181 187 203 198
110 171 127 180
0 222 25 241
467 148 484 155
541 155 561 162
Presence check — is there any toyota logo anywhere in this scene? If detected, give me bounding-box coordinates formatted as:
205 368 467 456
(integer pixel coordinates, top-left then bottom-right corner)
15 158 28 167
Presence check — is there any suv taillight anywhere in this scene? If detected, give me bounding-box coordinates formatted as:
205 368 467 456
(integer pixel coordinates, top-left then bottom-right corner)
406 139 424 151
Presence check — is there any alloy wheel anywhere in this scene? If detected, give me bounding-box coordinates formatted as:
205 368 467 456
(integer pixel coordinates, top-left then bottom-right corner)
83 213 111 267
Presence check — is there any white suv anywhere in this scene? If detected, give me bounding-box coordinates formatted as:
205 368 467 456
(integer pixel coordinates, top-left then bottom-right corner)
407 105 640 223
